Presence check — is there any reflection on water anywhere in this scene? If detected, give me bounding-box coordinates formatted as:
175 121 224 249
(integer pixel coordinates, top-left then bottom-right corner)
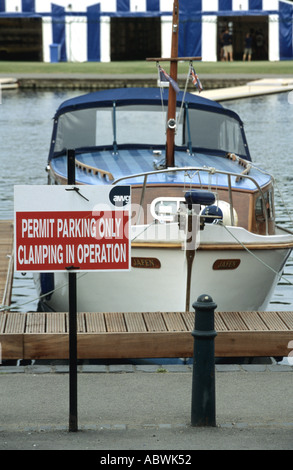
0 89 292 313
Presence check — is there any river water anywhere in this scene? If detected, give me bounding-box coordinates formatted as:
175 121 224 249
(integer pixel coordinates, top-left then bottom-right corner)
1 89 293 318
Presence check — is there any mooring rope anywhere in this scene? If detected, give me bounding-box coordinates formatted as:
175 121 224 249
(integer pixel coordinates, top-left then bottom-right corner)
218 221 293 286
0 273 88 313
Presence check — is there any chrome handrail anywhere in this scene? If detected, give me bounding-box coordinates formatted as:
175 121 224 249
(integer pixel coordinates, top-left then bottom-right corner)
112 166 270 234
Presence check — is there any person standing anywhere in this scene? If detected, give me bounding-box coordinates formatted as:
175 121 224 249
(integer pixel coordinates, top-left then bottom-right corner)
243 32 253 61
223 28 233 62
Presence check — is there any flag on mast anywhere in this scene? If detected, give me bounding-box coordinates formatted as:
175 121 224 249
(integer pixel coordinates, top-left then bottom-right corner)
190 66 203 92
158 66 180 94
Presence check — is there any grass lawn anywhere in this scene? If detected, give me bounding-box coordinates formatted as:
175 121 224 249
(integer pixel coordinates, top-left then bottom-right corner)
0 60 293 75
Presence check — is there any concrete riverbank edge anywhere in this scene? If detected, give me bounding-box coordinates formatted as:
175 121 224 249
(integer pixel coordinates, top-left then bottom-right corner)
2 73 293 90
1 362 293 374
0 364 292 450
0 74 248 91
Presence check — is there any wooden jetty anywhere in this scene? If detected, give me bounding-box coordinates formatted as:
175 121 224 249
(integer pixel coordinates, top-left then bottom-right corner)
199 78 293 102
0 310 293 360
0 220 14 310
0 220 292 361
0 78 19 90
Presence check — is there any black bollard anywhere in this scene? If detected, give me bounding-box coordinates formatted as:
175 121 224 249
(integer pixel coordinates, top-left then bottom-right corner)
191 294 217 427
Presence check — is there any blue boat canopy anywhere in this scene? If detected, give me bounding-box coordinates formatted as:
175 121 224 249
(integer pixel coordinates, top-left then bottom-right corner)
56 88 225 116
50 88 251 162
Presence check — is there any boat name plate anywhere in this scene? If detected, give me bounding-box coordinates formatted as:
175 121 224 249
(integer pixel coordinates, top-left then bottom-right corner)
131 257 161 269
213 259 241 270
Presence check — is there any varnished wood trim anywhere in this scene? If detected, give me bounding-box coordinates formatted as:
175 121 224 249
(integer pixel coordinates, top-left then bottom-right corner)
199 242 293 251
75 158 114 181
132 242 182 249
131 241 293 250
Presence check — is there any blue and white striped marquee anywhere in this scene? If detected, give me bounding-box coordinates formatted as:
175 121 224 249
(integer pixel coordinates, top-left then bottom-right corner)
0 0 292 61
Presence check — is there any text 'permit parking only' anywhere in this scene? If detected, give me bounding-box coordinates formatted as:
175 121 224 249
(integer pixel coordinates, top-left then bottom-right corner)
14 185 131 273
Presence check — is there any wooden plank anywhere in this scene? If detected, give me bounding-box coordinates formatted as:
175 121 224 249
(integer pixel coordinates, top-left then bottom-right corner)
260 311 289 331
182 311 234 332
214 312 228 332
17 329 293 360
220 312 248 331
143 312 167 332
85 312 106 333
104 312 126 332
25 313 46 334
1 328 293 360
278 311 293 330
181 312 194 331
0 313 7 334
5 313 26 334
215 331 292 357
65 312 86 332
124 313 147 332
76 332 193 359
239 311 269 331
46 313 66 333
0 334 23 359
23 334 69 360
0 220 13 239
1 253 14 310
77 313 86 333
0 221 14 308
162 312 187 332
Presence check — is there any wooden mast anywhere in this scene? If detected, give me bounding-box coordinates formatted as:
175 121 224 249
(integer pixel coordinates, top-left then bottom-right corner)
165 0 179 168
147 0 201 168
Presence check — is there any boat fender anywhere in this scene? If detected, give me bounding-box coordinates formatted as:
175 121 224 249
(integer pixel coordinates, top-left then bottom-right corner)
201 201 238 226
201 205 223 224
184 190 215 207
219 201 238 226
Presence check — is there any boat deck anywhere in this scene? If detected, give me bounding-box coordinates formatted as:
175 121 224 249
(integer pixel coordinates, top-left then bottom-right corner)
0 310 292 360
51 149 270 191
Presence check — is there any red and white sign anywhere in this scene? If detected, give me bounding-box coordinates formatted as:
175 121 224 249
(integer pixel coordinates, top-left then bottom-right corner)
14 186 131 273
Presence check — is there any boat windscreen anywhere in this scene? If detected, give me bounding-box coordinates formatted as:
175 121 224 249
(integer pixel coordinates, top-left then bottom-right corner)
53 103 249 159
185 107 248 158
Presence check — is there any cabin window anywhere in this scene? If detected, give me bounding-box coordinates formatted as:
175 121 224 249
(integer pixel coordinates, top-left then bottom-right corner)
115 107 165 145
187 108 248 158
255 189 274 221
95 110 113 146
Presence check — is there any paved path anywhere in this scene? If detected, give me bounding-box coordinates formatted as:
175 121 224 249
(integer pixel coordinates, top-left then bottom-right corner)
0 363 292 450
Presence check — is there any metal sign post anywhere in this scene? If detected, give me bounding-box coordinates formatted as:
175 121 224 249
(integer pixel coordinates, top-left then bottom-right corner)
68 269 77 432
67 149 78 432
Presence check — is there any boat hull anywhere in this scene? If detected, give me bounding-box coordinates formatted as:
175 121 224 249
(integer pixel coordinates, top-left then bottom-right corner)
35 239 291 313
